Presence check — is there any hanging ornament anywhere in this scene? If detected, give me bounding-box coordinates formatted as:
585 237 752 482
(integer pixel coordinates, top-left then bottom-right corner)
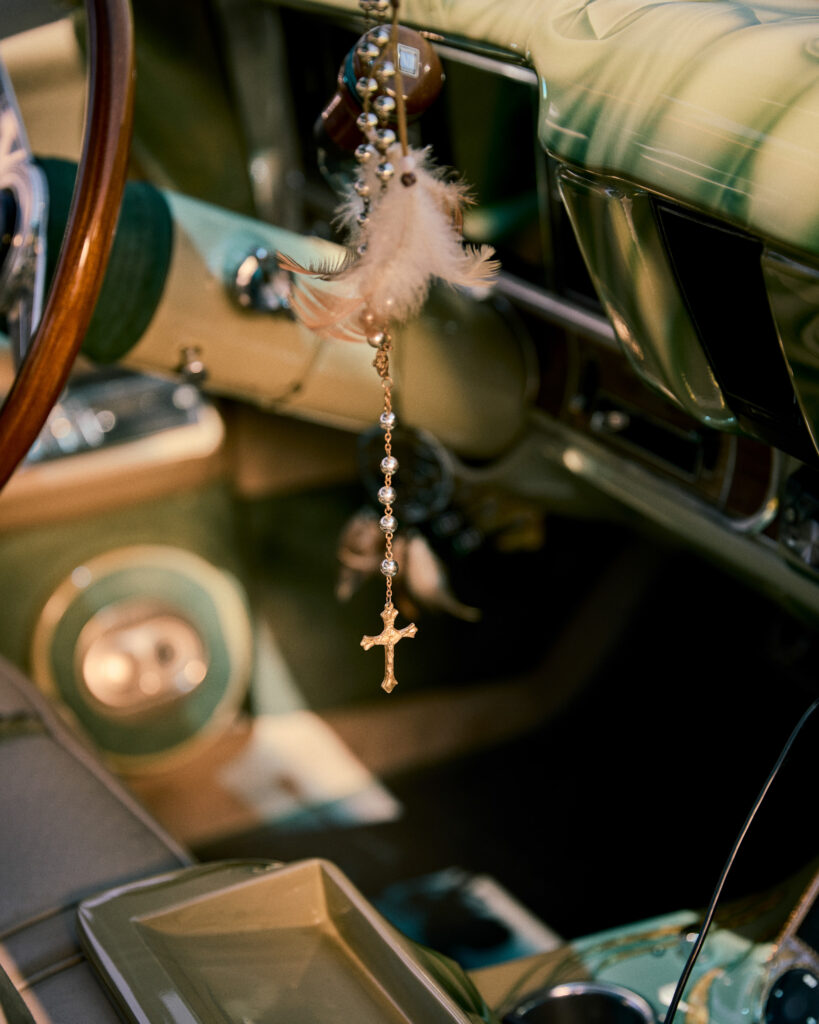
278 145 498 342
281 0 499 692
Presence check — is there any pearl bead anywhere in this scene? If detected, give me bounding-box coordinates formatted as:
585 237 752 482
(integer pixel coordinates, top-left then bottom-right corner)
356 41 380 64
380 558 399 578
374 128 396 153
377 485 396 505
371 26 391 48
355 76 378 97
380 514 397 533
376 60 395 81
374 95 396 117
356 211 370 228
366 329 385 348
379 410 396 430
355 144 376 164
373 0 390 12
353 179 371 197
376 162 395 183
356 111 378 132
381 455 399 474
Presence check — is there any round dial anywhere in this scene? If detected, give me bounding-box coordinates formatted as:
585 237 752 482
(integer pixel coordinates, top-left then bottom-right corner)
765 970 819 1024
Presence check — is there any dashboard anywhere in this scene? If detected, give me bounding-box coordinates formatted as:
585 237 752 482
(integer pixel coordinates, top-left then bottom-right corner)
4 0 819 621
225 0 819 618
0 4 818 1023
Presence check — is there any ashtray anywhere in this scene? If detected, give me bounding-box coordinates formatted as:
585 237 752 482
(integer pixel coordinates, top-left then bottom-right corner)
78 858 494 1023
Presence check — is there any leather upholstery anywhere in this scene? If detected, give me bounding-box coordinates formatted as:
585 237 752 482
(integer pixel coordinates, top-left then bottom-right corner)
0 656 190 1021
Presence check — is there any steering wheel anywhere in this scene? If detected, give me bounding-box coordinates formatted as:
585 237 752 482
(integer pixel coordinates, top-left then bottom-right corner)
0 0 134 491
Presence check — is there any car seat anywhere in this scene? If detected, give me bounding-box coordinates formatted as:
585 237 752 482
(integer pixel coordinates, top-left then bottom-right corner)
0 654 190 1022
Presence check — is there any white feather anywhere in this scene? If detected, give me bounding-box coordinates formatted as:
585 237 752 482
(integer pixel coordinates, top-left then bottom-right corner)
282 144 499 341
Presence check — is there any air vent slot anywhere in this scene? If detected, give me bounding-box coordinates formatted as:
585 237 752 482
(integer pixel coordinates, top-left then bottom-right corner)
589 392 719 480
654 202 815 461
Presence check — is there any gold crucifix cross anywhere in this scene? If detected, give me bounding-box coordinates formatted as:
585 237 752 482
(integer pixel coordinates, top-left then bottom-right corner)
361 603 417 693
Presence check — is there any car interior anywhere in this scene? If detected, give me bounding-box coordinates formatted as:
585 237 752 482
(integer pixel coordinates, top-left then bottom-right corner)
0 0 818 1021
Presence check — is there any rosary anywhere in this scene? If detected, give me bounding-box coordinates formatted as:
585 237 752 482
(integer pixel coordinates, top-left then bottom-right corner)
281 0 498 692
358 322 417 693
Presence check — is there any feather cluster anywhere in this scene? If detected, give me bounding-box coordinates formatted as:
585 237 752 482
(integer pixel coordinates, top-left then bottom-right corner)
280 145 499 342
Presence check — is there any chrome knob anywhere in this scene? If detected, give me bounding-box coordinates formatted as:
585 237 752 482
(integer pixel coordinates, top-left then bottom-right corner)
228 246 293 314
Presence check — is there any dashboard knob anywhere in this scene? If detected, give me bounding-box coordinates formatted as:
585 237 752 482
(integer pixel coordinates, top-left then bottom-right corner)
765 970 819 1024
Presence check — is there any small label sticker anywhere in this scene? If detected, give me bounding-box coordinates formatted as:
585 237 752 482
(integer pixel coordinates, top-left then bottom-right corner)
397 44 421 78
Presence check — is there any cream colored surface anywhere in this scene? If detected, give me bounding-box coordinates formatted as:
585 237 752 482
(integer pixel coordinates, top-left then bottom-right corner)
128 192 532 458
0 406 226 530
0 17 84 162
127 192 383 430
398 289 535 458
130 710 401 846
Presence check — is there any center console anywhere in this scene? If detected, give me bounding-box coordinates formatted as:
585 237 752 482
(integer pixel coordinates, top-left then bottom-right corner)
473 867 819 1024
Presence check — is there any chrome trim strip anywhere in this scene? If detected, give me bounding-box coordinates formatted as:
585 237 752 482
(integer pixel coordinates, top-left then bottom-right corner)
507 981 656 1024
0 56 49 364
433 42 537 85
727 446 782 535
494 272 619 350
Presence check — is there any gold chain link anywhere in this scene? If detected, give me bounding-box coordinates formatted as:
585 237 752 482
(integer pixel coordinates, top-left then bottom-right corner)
378 331 395 609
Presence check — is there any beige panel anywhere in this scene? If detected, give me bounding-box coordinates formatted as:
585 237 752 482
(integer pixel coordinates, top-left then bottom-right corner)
128 192 532 458
126 193 384 430
0 407 226 530
0 17 85 161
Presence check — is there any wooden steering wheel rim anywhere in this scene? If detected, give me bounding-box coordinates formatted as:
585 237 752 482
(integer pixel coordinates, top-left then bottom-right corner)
0 0 134 491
